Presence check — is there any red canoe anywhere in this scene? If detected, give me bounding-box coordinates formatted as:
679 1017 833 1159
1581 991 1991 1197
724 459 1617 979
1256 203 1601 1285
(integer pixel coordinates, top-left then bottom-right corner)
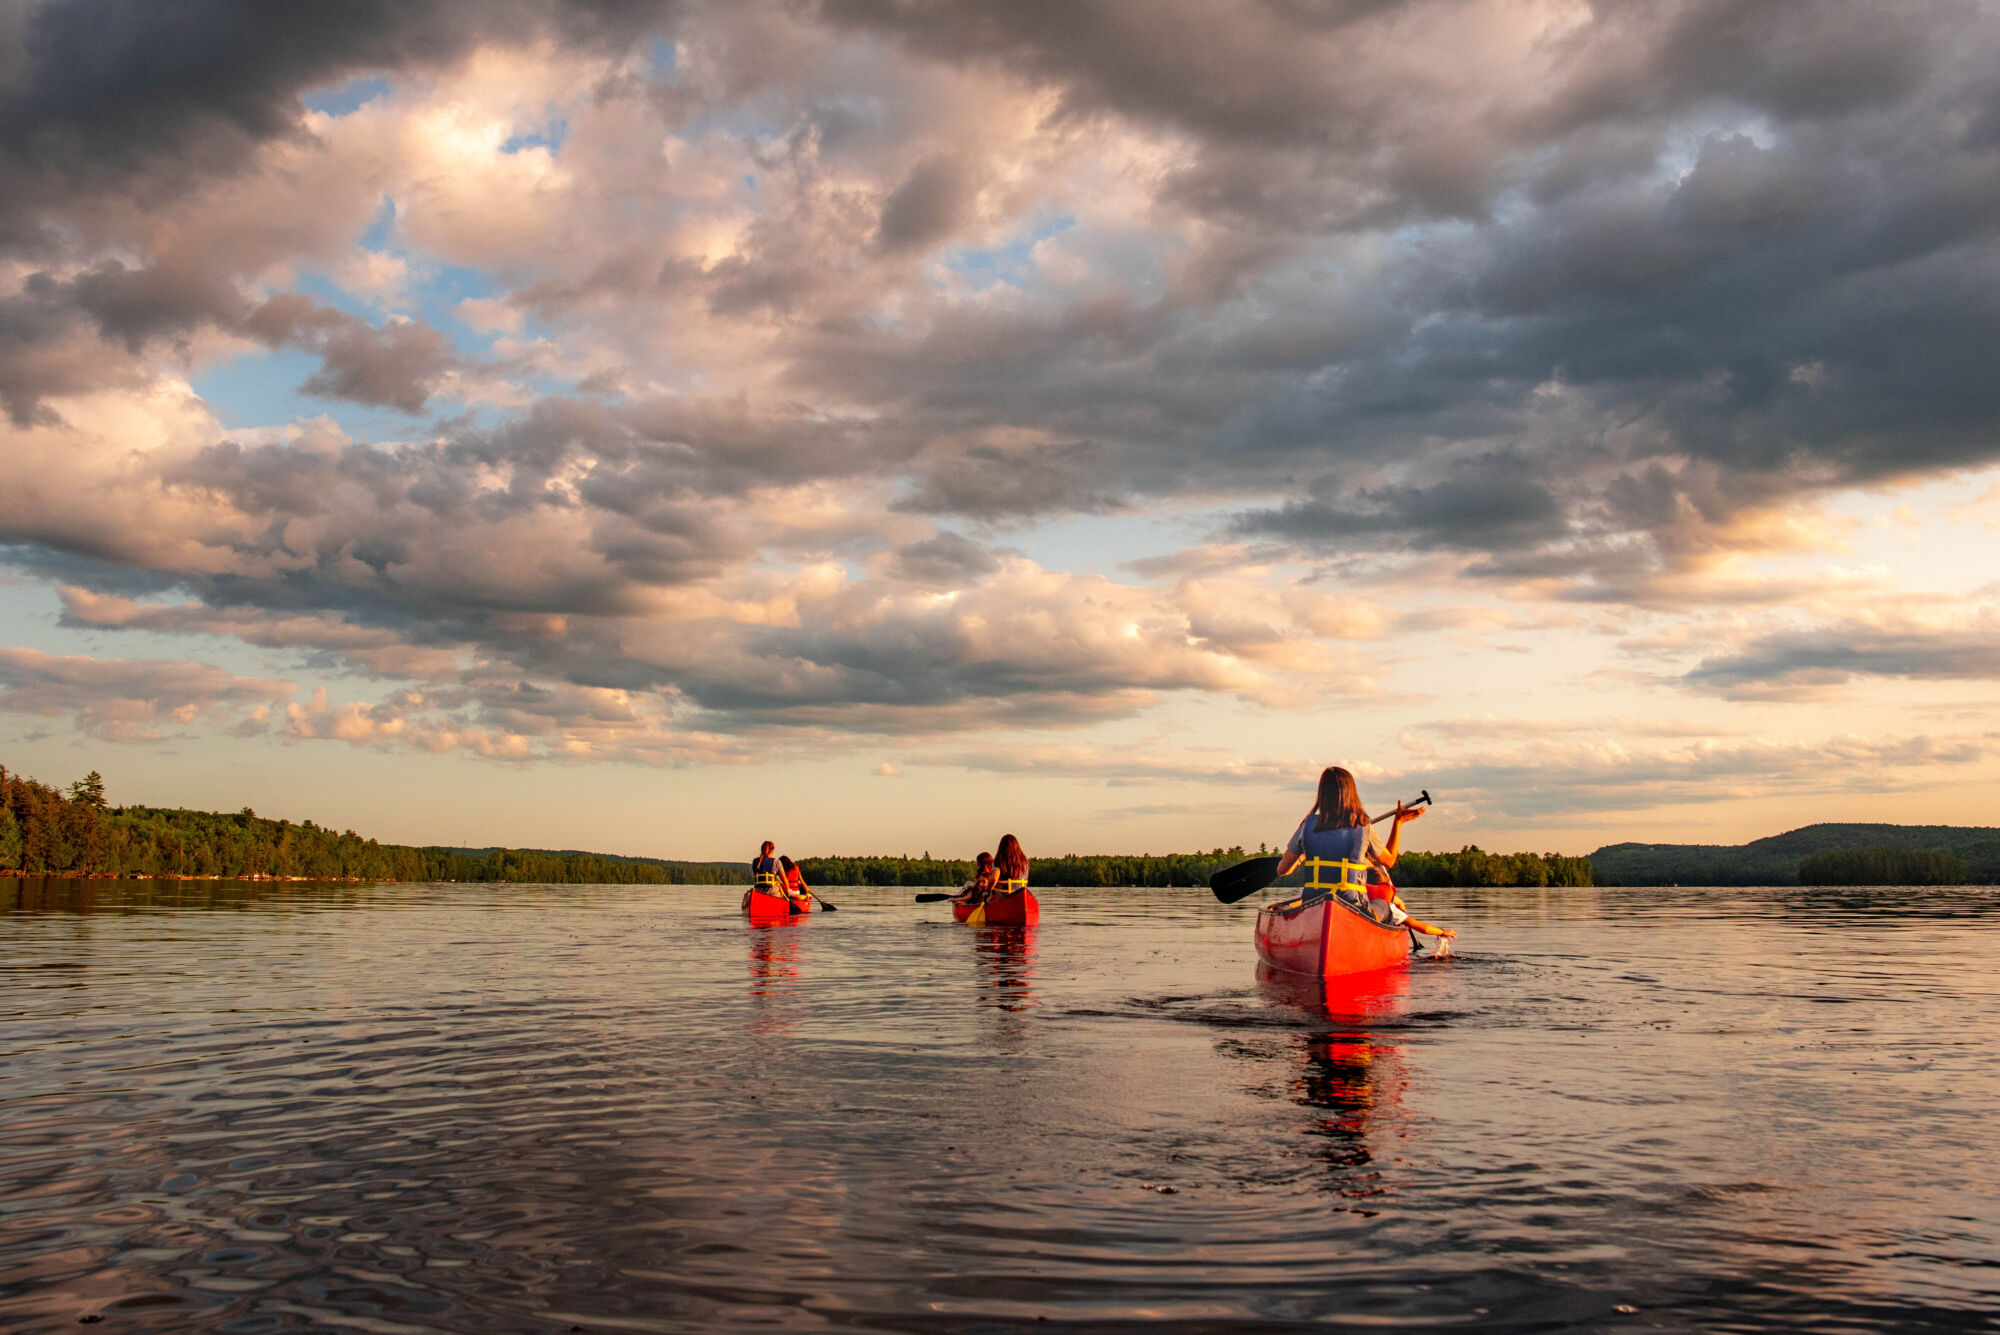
953 888 1040 927
1255 890 1408 977
742 887 812 922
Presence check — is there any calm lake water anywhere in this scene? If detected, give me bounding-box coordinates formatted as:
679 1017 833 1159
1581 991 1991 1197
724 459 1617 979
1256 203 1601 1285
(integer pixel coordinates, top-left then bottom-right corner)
3 880 1996 1333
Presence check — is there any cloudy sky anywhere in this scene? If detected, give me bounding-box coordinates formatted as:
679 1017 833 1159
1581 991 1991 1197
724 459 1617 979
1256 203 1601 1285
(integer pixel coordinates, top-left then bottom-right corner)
2 0 1997 859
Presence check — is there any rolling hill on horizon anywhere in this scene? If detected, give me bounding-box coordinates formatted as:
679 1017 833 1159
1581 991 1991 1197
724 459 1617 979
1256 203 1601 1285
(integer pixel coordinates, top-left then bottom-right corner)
1589 824 2000 886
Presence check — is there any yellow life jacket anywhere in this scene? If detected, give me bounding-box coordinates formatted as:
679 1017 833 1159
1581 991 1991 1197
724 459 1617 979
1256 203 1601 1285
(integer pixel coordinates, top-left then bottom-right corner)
1273 858 1373 909
1303 857 1370 892
996 877 1027 892
754 871 782 889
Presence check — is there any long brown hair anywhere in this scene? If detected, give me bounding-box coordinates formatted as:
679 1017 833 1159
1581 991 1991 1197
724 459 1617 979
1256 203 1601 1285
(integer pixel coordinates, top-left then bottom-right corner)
1311 766 1369 831
994 833 1027 880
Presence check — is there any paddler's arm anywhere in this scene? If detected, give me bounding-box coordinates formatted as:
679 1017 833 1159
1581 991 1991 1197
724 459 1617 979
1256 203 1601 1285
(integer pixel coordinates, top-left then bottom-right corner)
1377 802 1423 868
1274 814 1311 877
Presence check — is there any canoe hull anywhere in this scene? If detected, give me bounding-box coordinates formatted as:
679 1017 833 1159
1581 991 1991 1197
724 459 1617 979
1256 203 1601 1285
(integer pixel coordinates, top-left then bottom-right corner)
954 888 1040 927
742 887 811 922
1255 891 1408 978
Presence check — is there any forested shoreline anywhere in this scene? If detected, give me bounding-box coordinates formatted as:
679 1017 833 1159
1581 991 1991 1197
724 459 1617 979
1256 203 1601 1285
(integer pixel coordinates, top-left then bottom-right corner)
1389 847 1597 888
0 765 740 884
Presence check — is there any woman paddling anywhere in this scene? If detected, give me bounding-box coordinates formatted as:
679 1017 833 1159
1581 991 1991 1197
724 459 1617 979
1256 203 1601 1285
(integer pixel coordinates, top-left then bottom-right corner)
993 834 1028 897
1275 768 1454 941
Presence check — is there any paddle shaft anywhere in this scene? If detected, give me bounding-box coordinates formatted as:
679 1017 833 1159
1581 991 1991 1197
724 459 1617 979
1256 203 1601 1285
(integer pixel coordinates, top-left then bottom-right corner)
913 886 1012 903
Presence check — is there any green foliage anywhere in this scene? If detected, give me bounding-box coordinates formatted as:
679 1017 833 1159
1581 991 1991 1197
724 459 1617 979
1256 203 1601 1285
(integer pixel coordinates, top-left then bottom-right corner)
1386 846 1598 888
1032 848 1249 888
0 761 746 884
799 848 1250 887
68 770 107 809
0 801 20 870
1798 846 1967 886
1592 823 2000 886
798 855 975 886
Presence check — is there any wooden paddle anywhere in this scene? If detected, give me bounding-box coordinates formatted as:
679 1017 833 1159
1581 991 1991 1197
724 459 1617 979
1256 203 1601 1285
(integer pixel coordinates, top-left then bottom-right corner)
914 885 992 903
1209 790 1432 904
913 883 995 903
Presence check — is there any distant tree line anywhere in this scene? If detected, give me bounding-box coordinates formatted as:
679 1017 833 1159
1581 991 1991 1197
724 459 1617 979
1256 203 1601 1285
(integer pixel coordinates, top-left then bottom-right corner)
1797 847 1967 886
801 846 1598 889
798 848 1252 887
1378 846 1597 888
0 764 741 884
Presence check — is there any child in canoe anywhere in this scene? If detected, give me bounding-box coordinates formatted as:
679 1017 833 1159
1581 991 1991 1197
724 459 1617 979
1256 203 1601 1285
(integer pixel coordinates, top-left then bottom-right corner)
779 855 814 903
954 851 998 906
1274 767 1455 941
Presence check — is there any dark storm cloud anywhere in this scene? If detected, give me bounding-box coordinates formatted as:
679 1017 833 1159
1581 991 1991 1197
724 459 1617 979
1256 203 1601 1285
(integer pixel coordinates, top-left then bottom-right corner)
0 0 667 418
0 280 141 424
1535 0 1944 130
2 265 463 420
894 440 1126 517
1682 618 2000 696
1233 457 1568 554
819 0 1400 147
888 531 1001 586
247 294 459 414
784 0 2000 578
875 153 974 253
0 0 681 243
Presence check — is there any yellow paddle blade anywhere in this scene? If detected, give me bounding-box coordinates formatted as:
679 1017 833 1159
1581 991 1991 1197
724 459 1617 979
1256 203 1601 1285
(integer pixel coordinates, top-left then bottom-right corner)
967 905 986 926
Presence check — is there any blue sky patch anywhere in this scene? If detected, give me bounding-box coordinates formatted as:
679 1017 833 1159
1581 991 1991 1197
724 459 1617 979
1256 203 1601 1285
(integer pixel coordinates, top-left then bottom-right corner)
303 75 391 118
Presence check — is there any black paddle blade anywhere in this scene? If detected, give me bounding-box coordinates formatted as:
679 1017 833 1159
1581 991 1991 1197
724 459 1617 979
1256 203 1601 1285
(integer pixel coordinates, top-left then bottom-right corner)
1210 855 1284 904
913 892 954 903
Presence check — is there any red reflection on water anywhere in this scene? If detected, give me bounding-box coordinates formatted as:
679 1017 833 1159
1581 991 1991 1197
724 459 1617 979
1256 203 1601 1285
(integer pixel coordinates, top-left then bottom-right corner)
970 925 1037 1013
747 926 803 1032
1258 965 1410 1193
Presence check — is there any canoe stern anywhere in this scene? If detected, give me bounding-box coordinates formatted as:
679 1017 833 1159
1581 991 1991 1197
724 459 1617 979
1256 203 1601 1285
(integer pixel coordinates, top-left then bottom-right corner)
1254 892 1408 977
